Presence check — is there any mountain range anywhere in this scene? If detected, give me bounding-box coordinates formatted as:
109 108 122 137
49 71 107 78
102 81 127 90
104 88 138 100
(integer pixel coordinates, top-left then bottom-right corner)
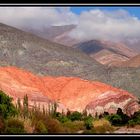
22 24 138 67
0 23 140 116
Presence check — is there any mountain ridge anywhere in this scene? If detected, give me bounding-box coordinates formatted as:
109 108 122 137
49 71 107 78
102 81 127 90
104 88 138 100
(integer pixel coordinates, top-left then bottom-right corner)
0 66 139 116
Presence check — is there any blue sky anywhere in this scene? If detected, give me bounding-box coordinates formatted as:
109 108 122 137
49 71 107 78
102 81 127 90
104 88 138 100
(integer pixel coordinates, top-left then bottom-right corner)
71 7 140 19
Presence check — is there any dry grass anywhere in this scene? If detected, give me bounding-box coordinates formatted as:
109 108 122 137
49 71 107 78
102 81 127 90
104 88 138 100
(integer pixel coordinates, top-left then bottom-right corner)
14 116 34 133
62 120 85 133
93 118 114 133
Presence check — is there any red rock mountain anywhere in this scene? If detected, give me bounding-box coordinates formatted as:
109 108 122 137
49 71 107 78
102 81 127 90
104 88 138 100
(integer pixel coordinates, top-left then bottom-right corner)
0 66 139 116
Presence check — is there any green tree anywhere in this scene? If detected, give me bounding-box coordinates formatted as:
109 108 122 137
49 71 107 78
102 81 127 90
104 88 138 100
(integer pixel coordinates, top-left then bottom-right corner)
23 94 29 119
0 90 17 119
68 111 83 121
84 116 93 130
42 105 46 116
17 98 22 116
107 114 122 126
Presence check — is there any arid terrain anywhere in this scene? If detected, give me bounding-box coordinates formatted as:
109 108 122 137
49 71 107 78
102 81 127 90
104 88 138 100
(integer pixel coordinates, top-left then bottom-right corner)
0 21 140 134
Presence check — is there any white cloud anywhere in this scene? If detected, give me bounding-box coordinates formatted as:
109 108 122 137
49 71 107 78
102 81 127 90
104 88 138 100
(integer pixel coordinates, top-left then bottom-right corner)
0 7 140 42
68 9 140 42
0 7 78 30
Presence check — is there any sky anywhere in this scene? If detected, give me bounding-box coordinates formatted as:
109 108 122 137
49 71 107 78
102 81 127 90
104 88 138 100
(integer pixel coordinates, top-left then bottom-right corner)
0 6 140 42
71 7 140 18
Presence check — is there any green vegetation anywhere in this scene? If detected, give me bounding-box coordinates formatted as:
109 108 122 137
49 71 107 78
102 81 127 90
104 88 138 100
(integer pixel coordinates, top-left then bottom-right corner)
127 111 140 127
0 90 140 134
84 116 93 130
4 118 26 133
105 108 130 126
23 94 29 119
67 111 83 121
93 118 114 133
34 120 48 133
0 90 17 119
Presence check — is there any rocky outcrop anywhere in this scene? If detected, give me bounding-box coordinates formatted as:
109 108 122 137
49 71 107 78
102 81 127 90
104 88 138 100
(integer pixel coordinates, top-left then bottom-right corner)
0 66 139 116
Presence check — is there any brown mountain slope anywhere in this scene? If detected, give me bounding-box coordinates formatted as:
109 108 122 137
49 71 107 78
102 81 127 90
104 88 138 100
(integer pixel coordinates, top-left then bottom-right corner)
74 40 137 66
0 66 139 116
91 49 129 66
116 54 140 68
22 24 78 46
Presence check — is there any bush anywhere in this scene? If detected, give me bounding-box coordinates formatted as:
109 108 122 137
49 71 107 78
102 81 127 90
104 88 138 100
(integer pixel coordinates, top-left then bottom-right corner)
56 115 69 123
128 120 136 127
0 116 5 133
4 118 26 133
68 111 83 121
93 118 114 133
105 109 130 126
34 120 48 133
106 114 122 126
127 111 140 127
116 108 130 124
130 111 140 124
84 116 93 130
0 90 18 119
62 120 85 133
45 117 66 133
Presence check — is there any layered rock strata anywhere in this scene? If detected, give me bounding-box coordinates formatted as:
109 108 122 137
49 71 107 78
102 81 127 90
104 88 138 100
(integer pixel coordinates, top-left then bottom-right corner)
0 66 139 116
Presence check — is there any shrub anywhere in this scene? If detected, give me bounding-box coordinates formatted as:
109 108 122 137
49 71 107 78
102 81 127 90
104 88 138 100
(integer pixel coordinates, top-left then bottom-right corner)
93 118 114 133
56 115 69 123
34 120 48 133
105 109 130 126
0 90 18 119
116 108 130 124
23 94 29 119
68 111 83 121
130 111 140 124
62 120 85 133
4 118 26 133
128 120 136 127
84 116 93 130
45 117 66 133
127 111 140 127
0 116 5 133
106 114 122 126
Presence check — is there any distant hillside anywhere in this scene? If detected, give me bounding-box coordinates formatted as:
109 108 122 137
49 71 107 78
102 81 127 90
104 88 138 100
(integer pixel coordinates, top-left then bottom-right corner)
106 67 140 97
92 49 129 66
74 40 137 66
116 54 140 68
0 23 108 82
1 23 140 98
22 24 78 46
